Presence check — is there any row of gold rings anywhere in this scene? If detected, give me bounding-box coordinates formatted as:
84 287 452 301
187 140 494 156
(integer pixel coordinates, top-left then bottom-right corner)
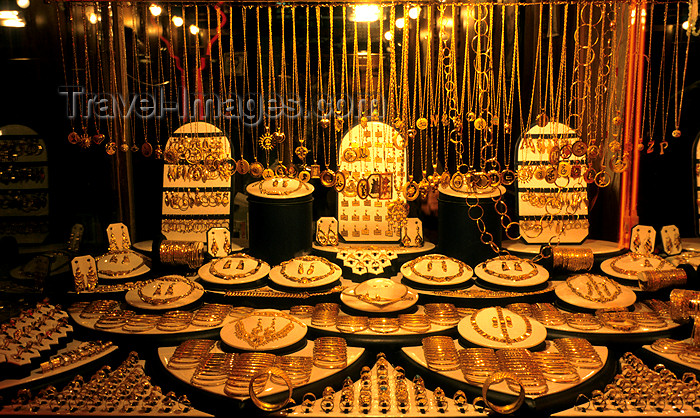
313 337 347 369
422 336 459 372
39 341 113 374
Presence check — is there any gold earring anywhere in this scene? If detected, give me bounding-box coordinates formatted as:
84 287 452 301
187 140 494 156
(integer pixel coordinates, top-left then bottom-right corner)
298 263 304 275
492 317 499 328
506 317 513 328
307 263 315 275
87 265 98 288
165 283 174 296
211 237 219 255
109 231 118 252
223 259 232 269
414 230 423 247
223 236 231 254
122 254 130 264
513 261 522 271
121 226 131 248
327 224 338 246
109 254 118 263
317 227 328 246
236 260 245 270
427 261 433 271
153 283 163 296
442 260 447 272
501 262 510 272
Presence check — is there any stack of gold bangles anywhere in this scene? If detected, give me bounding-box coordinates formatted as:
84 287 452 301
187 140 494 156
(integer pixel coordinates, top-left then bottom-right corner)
670 289 700 322
552 247 594 271
168 339 217 369
398 314 432 333
553 338 603 369
421 336 460 371
274 356 313 387
368 317 400 333
458 348 500 384
191 353 237 387
159 240 204 269
310 303 340 327
335 316 369 333
532 352 580 384
479 370 526 415
289 305 313 319
223 352 276 396
639 268 688 291
424 303 461 326
530 303 566 326
312 337 347 369
496 349 548 395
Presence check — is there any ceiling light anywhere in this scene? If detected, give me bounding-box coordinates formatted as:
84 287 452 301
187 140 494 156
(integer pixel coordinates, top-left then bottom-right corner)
149 4 162 17
172 15 183 27
352 5 380 23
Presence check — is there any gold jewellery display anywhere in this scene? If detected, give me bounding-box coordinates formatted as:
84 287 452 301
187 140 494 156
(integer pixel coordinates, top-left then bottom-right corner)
565 274 622 303
469 307 533 345
404 254 470 283
232 311 303 349
481 256 541 281
137 276 196 306
208 254 263 280
279 256 339 284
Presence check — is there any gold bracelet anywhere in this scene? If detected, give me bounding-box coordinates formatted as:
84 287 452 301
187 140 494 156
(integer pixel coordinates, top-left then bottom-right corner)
481 371 526 415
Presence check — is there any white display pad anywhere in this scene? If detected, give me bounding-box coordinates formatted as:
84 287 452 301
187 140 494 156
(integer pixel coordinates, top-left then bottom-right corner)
555 275 637 309
106 222 132 251
268 256 343 288
125 276 205 310
516 121 589 244
666 251 700 267
502 239 621 255
660 225 682 255
71 255 98 292
600 253 675 280
198 254 270 285
95 250 151 280
220 309 307 351
158 341 365 401
630 225 656 254
402 340 608 399
337 121 406 242
475 256 549 287
401 254 474 286
207 227 232 258
457 307 547 349
316 217 339 246
341 279 419 313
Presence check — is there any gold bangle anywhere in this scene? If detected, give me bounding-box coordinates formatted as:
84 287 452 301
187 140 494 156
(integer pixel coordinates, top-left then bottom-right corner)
248 367 293 412
481 371 526 415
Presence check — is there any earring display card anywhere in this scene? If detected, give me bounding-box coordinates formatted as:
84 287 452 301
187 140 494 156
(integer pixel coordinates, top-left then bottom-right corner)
660 225 682 255
161 122 232 242
207 227 232 258
67 224 84 252
401 218 424 247
337 121 406 242
630 225 656 254
516 121 589 244
316 217 339 246
106 223 132 252
71 255 98 292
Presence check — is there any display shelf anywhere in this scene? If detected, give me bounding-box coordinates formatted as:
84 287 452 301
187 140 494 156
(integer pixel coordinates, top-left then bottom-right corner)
158 341 365 401
402 340 608 400
501 239 623 256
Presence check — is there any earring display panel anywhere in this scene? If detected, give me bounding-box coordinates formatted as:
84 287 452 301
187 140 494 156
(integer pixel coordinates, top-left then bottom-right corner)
161 122 232 242
516 122 589 244
337 121 406 242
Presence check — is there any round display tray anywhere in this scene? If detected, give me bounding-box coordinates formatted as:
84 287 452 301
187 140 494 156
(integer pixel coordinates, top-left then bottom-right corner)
554 275 636 310
501 239 622 256
474 256 549 288
125 276 204 310
600 253 675 280
665 252 700 267
198 255 270 285
682 238 700 252
220 309 307 351
246 178 314 200
402 339 608 400
158 340 365 401
458 307 547 349
641 338 700 372
268 256 342 288
96 250 151 279
133 240 153 253
400 254 473 286
341 287 419 313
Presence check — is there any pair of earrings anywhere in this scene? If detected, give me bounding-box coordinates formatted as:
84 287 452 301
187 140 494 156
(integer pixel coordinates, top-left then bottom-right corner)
401 230 424 247
298 263 315 275
426 260 448 272
153 283 174 296
492 316 513 328
74 264 98 291
317 224 339 246
210 236 231 255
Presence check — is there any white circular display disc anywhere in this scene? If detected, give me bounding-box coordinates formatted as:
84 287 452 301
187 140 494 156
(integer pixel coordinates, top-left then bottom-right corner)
268 256 342 288
340 286 419 313
400 254 473 286
475 256 549 287
220 309 307 351
555 274 637 309
198 254 270 285
601 253 675 279
458 307 547 349
96 250 151 279
125 276 204 310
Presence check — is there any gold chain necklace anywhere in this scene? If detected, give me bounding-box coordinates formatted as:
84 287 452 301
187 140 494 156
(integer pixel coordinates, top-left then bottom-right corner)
233 311 301 349
565 274 621 303
209 254 263 280
481 256 540 281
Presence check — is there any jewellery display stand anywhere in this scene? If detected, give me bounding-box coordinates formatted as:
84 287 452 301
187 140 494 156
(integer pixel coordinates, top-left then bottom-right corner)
247 179 314 266
158 340 365 402
161 122 232 242
336 121 406 242
515 122 589 245
437 185 505 267
0 124 49 245
399 275 557 300
280 356 482 417
402 340 608 405
207 227 233 258
71 255 98 292
501 239 622 257
661 225 683 255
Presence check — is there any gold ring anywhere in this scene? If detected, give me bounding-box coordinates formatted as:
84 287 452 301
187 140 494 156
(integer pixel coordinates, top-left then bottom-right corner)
248 367 293 412
481 371 526 415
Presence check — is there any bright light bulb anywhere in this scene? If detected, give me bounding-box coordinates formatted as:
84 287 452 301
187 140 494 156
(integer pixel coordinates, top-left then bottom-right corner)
172 15 183 27
384 30 392 41
353 5 380 22
189 24 199 35
88 12 98 24
408 7 420 19
682 20 689 30
395 17 405 29
149 4 162 17
16 0 29 9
